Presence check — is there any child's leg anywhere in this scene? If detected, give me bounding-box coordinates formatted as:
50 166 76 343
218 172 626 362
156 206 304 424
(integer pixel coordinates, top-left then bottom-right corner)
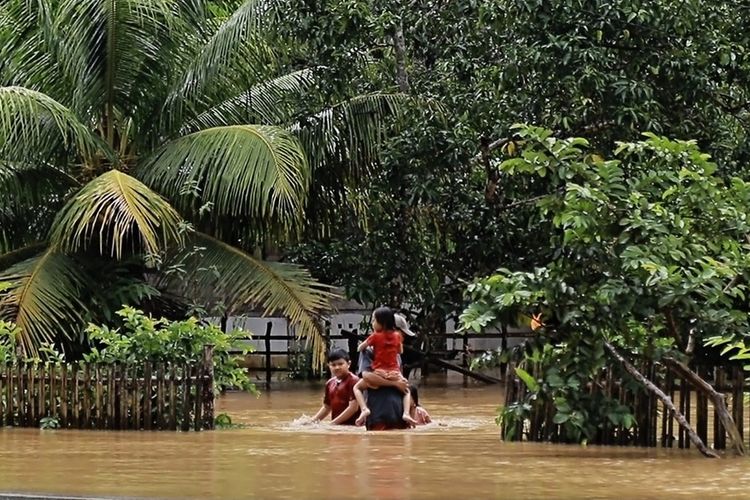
402 385 417 426
353 379 371 426
362 371 408 393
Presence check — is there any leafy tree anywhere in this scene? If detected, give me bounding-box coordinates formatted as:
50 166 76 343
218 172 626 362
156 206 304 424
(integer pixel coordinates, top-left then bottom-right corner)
0 0 405 364
460 125 750 441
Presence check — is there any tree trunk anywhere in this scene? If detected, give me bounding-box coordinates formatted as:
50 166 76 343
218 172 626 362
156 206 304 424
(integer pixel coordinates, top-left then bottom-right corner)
664 357 745 456
604 342 719 458
391 22 410 93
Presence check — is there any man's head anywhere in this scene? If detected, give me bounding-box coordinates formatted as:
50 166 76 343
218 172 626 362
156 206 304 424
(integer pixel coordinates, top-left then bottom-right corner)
394 314 416 337
327 348 351 378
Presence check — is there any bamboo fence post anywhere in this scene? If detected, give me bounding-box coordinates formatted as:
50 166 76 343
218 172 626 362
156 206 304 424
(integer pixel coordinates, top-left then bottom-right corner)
37 363 46 423
157 363 165 430
265 322 272 389
203 345 215 430
696 366 708 445
666 368 675 447
181 363 191 431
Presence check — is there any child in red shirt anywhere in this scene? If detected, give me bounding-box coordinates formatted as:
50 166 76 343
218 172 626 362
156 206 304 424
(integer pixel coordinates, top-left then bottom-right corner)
310 349 360 425
353 307 416 426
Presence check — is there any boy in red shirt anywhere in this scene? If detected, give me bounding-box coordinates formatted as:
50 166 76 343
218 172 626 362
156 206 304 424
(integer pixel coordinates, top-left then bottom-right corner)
310 349 360 425
353 307 416 426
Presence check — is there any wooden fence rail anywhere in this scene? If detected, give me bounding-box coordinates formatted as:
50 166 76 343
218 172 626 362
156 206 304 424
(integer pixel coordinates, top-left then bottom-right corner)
502 361 748 451
0 345 215 431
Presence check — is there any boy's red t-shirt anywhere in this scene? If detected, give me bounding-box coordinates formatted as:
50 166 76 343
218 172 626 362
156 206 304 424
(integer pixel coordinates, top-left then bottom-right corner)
323 372 359 425
365 329 402 372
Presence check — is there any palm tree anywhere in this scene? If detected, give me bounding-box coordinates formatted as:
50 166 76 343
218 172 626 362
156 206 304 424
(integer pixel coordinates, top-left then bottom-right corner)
0 0 405 365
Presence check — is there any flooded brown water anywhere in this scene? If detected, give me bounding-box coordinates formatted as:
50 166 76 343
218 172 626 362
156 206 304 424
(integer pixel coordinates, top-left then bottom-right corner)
1 378 749 499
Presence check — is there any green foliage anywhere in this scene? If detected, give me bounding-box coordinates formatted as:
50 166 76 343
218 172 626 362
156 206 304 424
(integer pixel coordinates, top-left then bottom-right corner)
39 416 60 430
462 125 750 355
463 125 750 441
84 306 256 394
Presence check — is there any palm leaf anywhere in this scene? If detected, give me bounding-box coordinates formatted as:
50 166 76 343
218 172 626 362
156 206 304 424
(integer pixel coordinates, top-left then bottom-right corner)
50 169 184 259
139 125 309 229
162 231 335 368
0 86 105 162
181 68 317 133
163 0 278 127
0 248 88 355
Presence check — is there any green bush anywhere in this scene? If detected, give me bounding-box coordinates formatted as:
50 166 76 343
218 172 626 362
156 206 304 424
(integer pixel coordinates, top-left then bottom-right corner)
82 306 256 394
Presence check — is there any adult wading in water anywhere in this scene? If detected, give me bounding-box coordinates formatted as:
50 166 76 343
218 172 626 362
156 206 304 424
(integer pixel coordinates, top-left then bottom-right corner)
358 313 417 430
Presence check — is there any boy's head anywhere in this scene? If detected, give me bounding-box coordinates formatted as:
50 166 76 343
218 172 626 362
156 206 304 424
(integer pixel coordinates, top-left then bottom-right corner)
327 349 351 378
371 306 396 332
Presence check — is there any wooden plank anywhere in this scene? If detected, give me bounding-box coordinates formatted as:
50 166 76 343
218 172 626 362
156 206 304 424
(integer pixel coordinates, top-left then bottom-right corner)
72 364 80 428
16 363 24 426
4 364 12 426
696 367 708 445
157 363 165 430
169 364 177 430
203 345 215 430
133 364 141 430
732 366 744 441
83 364 91 428
144 362 153 430
60 364 68 429
0 367 4 427
107 364 115 429
95 365 103 429
119 365 127 430
181 363 191 431
25 364 37 427
49 364 57 421
194 361 203 432
714 367 726 450
265 322 272 389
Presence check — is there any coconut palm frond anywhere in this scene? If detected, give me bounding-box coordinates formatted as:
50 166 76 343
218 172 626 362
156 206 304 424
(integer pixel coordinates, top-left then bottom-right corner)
140 124 309 229
181 68 317 133
50 169 184 260
165 231 335 368
0 86 106 162
163 0 279 125
0 248 88 355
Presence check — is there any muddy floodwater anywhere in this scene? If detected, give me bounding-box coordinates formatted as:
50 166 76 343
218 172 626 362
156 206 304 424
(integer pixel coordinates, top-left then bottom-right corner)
1 377 749 499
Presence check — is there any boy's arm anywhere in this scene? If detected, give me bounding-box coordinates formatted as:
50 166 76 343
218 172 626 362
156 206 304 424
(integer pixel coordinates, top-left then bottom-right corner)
312 404 331 423
330 400 359 425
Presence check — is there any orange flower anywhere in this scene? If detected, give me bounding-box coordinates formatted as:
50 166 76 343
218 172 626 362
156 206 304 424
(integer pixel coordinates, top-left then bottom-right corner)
530 313 544 331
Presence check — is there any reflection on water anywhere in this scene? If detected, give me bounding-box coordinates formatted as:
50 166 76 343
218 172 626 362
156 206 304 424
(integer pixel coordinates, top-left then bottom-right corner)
0 377 749 499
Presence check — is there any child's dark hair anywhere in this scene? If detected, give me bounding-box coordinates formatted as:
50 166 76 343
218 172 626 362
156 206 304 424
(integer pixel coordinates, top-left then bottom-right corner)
373 306 396 330
327 348 350 363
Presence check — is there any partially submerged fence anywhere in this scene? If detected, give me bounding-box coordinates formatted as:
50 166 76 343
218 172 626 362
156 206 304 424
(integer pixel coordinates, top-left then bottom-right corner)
503 360 747 451
0 345 215 431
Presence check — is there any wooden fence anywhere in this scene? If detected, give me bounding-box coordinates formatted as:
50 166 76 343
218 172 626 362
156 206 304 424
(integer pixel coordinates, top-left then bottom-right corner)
0 345 215 431
502 361 747 450
243 321 518 387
